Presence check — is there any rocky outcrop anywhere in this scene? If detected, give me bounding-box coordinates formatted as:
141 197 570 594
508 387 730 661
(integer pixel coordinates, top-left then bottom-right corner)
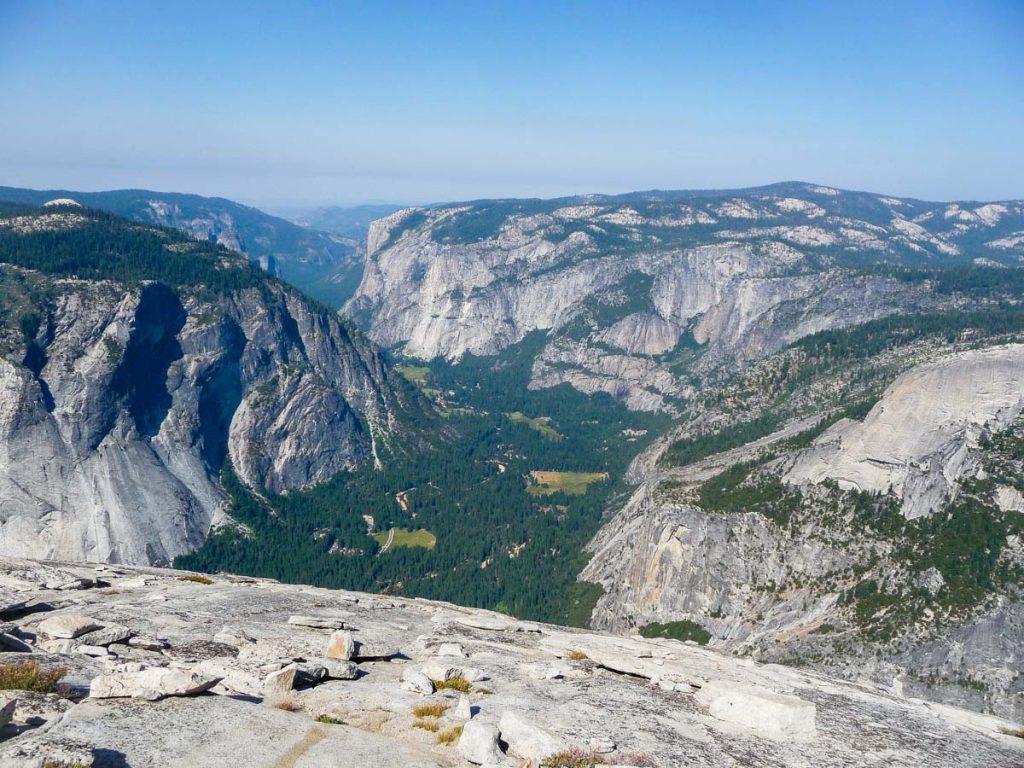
786 344 1024 518
344 183 1008 410
0 214 414 566
0 556 1019 767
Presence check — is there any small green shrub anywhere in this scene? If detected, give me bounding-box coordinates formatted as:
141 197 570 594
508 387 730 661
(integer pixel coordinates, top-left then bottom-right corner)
0 660 65 693
638 620 711 645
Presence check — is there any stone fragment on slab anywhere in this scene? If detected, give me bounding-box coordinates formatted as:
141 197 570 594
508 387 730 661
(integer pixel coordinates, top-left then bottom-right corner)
458 719 505 765
294 662 328 686
352 640 399 660
589 737 615 753
0 696 15 726
89 667 221 701
0 690 73 725
213 627 255 647
325 630 355 660
499 710 567 761
127 636 168 651
287 615 346 629
437 642 465 657
695 680 817 741
264 664 298 696
0 736 96 768
0 632 32 652
318 658 358 680
454 694 473 719
166 640 240 661
401 668 434 694
37 614 102 639
76 623 132 647
195 659 273 698
38 638 75 654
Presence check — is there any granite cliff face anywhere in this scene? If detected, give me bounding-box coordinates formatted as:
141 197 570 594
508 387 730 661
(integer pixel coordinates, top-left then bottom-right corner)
583 342 1024 721
346 183 1024 411
0 205 415 566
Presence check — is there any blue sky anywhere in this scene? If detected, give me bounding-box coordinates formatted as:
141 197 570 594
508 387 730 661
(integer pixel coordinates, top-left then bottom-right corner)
1 0 1021 205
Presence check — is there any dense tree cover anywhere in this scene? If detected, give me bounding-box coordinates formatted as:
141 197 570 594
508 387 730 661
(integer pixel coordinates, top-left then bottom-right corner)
639 620 711 644
660 413 780 468
179 332 670 625
0 205 266 295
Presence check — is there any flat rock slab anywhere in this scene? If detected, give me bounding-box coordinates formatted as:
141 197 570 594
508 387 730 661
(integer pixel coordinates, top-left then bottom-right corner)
90 667 222 700
288 616 347 629
37 614 102 639
1 695 449 767
695 680 817 741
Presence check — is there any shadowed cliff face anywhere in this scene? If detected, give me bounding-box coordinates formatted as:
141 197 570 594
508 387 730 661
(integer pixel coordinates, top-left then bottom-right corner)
111 283 187 438
0 208 416 566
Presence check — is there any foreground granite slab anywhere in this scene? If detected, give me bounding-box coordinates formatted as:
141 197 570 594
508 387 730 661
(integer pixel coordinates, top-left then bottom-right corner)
0 556 1018 767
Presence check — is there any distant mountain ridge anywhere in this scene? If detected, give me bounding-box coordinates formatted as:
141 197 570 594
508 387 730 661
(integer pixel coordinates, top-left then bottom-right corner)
345 181 1024 412
0 186 366 307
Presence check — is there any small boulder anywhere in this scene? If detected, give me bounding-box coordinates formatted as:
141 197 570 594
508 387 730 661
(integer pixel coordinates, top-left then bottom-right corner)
458 719 505 765
401 668 434 694
318 658 358 680
213 627 255 647
325 630 355 661
264 664 298 696
77 623 132 647
89 667 221 701
438 642 466 657
454 694 473 719
128 636 168 651
499 710 567 761
0 632 32 652
0 697 15 726
0 690 73 725
37 614 101 639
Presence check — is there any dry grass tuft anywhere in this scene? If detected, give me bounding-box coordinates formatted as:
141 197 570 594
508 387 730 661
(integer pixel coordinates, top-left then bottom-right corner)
435 725 463 745
1000 726 1024 739
566 650 589 661
413 717 440 732
270 694 303 712
412 702 449 719
541 748 608 768
0 660 66 693
177 573 214 585
432 675 471 693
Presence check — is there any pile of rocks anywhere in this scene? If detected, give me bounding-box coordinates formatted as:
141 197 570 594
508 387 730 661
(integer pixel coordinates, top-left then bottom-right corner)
0 556 1018 767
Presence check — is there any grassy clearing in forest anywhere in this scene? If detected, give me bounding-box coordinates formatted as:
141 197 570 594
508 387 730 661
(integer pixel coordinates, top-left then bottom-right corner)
396 365 430 385
506 412 563 441
371 528 437 550
527 471 608 496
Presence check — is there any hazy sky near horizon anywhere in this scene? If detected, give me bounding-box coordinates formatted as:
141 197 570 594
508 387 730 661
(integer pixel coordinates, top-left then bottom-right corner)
1 0 1022 206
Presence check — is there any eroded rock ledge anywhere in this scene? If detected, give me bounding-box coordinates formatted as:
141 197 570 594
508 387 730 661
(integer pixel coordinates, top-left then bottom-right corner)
0 557 1018 767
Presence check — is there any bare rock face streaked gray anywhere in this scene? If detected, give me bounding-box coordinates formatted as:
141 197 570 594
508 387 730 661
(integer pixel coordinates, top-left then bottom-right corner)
786 344 1024 518
583 343 1024 722
1 556 1019 767
0 212 415 566
345 184 1024 411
